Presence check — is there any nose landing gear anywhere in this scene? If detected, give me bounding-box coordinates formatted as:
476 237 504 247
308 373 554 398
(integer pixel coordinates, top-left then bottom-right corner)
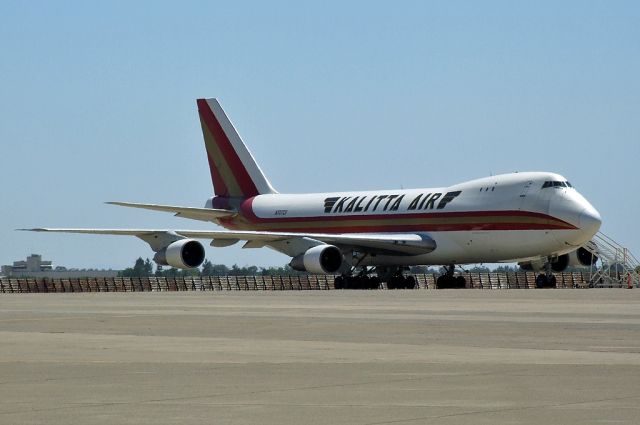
436 264 467 289
535 260 557 288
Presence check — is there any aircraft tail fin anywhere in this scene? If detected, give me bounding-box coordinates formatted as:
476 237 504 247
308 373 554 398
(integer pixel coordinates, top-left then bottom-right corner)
197 98 277 198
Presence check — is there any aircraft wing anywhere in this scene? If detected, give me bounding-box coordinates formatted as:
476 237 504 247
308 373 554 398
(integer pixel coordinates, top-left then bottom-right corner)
21 228 436 256
106 202 236 222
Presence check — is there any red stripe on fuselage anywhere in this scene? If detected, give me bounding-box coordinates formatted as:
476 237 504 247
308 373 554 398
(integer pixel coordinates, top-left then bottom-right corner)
222 223 574 233
197 99 258 197
217 197 578 233
237 198 576 226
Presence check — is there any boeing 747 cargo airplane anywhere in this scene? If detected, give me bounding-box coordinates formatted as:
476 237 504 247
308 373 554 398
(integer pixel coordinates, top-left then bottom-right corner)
23 98 602 289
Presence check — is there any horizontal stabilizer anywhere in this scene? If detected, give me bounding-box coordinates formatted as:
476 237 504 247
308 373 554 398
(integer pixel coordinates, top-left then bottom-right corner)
106 201 236 222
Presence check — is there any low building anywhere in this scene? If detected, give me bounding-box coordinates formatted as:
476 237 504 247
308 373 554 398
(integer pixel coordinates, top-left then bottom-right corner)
1 254 120 278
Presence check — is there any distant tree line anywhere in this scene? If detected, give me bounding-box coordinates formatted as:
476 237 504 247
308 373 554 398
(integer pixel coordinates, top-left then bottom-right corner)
410 265 520 274
118 258 308 278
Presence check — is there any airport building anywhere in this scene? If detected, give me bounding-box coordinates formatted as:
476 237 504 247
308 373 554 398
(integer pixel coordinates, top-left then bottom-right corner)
1 254 120 278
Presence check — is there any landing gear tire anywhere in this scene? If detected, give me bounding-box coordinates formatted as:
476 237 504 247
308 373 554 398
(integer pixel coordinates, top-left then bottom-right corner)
334 275 381 290
370 276 381 289
535 274 557 289
436 264 466 289
387 275 416 289
387 277 397 290
436 275 466 289
405 275 417 289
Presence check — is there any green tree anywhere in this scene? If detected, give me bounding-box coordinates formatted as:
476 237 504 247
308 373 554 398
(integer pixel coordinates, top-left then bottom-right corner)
467 265 490 273
159 267 180 277
121 258 316 278
144 258 154 275
155 266 201 277
181 268 200 277
200 263 229 276
410 265 432 274
229 264 242 276
201 260 215 276
119 257 153 277
493 265 518 273
260 264 308 276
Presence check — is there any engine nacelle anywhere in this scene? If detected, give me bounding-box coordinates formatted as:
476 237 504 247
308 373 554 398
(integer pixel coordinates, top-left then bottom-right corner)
519 247 598 273
289 245 343 274
568 247 598 267
519 259 545 272
153 239 205 269
551 254 569 272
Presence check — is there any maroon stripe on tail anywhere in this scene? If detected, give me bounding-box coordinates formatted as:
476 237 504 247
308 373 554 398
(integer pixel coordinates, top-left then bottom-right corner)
197 99 258 197
207 153 229 197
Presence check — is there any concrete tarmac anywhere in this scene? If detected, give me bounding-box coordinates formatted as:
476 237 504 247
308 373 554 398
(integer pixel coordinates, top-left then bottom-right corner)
1 290 640 424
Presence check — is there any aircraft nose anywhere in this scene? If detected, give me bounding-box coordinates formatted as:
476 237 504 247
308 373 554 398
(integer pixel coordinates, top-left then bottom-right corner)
578 205 602 236
548 190 601 245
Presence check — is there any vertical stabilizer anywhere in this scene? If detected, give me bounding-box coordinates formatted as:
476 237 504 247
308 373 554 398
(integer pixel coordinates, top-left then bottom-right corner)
197 98 277 198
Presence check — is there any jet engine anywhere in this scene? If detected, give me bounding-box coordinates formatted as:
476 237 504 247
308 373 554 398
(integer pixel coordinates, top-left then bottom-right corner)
289 245 344 274
550 247 599 272
550 254 570 272
520 247 598 272
569 247 598 267
153 239 206 269
518 259 545 272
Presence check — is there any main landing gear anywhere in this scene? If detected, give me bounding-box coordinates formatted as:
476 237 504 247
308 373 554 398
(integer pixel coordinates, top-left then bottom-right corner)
386 272 417 290
334 268 381 289
436 265 467 289
535 260 557 288
376 266 416 289
333 267 415 290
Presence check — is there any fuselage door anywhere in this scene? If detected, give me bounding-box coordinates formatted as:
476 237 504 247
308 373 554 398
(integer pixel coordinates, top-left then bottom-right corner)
518 180 534 210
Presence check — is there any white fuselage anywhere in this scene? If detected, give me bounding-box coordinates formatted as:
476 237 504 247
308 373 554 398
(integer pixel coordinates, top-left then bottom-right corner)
211 171 601 266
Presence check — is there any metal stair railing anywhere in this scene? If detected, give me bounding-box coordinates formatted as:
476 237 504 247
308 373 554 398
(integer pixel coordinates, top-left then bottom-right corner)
583 232 640 288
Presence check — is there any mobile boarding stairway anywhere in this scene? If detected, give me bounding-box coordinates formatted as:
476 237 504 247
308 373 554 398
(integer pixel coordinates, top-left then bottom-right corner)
582 232 640 288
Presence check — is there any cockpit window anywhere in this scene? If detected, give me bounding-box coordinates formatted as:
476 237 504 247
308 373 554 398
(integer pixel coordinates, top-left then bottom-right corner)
542 180 572 189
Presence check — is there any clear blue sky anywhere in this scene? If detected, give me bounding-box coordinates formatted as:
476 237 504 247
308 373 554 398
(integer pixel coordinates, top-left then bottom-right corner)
1 1 638 270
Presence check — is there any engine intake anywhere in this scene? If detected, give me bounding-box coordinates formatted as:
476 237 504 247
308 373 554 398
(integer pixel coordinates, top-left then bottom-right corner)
520 246 598 273
571 247 598 267
551 254 569 272
289 245 343 274
154 239 205 269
